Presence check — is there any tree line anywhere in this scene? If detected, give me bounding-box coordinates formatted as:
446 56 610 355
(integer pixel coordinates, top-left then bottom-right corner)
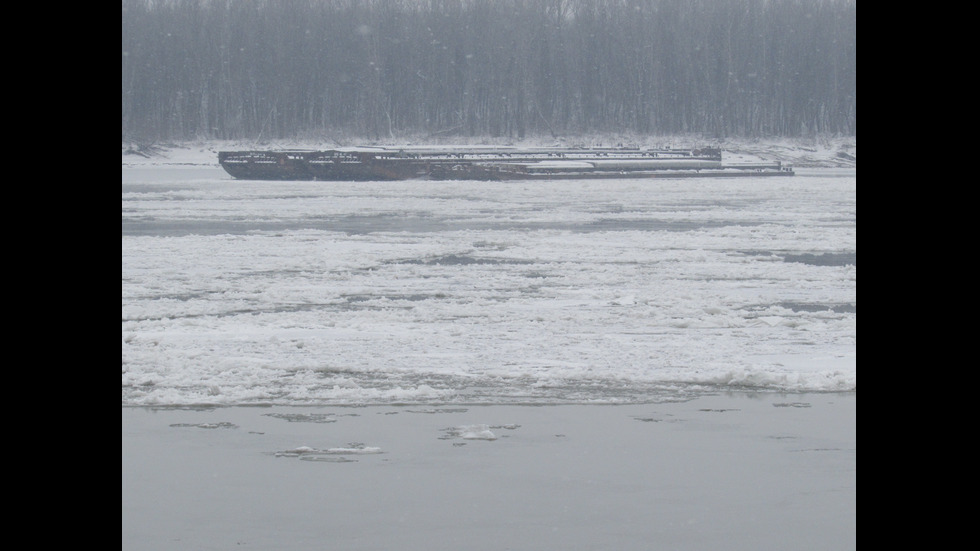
122 0 856 142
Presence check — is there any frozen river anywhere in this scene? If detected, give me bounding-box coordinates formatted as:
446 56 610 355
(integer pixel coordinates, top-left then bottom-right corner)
122 165 855 406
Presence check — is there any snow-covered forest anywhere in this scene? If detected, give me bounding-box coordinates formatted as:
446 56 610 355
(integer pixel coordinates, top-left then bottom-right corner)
121 0 856 143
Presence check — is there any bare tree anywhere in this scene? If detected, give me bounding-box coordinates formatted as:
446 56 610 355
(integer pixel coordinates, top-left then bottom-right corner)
121 0 856 142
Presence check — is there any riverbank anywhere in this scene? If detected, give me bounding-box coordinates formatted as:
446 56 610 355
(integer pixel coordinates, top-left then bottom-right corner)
122 135 856 170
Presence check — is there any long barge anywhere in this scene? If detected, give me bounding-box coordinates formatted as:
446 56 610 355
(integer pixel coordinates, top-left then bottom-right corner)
218 146 793 181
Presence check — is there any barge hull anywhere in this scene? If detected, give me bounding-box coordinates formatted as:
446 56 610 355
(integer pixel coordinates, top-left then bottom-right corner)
218 147 792 181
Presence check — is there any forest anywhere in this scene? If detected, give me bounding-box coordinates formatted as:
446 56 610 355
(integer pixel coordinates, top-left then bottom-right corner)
121 0 856 142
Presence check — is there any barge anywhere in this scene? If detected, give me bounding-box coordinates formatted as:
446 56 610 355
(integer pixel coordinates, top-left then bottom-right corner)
218 146 793 181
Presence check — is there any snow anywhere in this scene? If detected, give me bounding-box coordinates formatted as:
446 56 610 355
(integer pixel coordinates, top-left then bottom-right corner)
122 137 855 407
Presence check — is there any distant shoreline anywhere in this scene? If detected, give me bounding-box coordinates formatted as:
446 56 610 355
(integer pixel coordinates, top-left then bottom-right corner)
124 134 856 170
